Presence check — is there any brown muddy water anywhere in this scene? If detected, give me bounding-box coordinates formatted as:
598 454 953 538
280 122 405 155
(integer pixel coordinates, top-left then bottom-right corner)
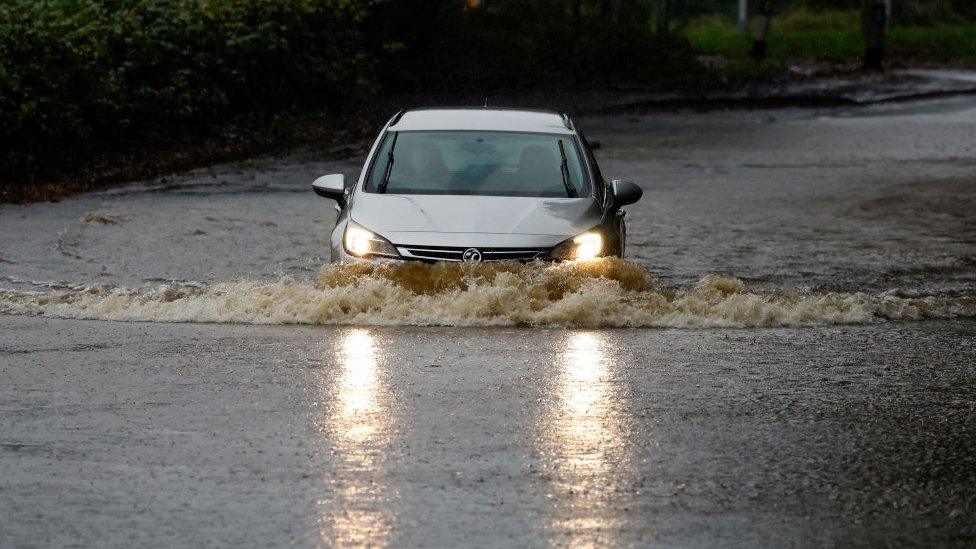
2 259 974 327
1 96 975 546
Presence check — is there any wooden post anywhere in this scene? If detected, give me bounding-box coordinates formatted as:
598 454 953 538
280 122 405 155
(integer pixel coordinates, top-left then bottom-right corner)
738 0 748 34
862 0 886 70
750 0 772 60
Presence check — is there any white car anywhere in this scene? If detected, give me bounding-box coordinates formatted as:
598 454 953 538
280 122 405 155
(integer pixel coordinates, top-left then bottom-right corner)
312 108 642 263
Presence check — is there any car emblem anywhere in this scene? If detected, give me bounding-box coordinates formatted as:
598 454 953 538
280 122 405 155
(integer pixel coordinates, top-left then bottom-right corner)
461 248 483 262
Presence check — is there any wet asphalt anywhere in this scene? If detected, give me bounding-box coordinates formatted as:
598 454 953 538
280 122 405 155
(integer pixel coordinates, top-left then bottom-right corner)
2 318 974 546
2 94 976 546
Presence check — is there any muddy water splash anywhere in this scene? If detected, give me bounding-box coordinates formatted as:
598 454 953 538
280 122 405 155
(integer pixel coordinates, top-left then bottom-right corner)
1 259 974 328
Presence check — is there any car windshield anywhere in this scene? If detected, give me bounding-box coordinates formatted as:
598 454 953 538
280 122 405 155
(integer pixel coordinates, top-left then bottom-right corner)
365 131 589 197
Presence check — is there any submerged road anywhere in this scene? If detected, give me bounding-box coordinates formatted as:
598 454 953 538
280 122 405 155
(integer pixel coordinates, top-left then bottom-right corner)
2 96 976 546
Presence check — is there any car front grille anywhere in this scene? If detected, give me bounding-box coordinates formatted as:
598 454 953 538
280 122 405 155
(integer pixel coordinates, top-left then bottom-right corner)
395 244 548 262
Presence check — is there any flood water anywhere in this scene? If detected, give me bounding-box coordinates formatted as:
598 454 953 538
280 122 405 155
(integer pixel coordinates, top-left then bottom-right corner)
1 96 975 546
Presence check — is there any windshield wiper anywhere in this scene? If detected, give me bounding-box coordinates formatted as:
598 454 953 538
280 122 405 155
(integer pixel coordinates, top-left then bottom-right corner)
377 132 398 194
557 140 578 198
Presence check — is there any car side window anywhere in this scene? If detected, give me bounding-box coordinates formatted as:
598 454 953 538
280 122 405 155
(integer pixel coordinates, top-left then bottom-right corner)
364 131 396 191
579 132 605 203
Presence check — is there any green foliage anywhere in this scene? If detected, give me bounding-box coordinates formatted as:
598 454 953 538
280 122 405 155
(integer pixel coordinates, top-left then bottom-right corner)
2 1 974 189
0 0 368 186
683 9 976 63
785 0 976 25
767 10 865 62
1 0 701 188
683 14 751 53
774 8 859 32
888 25 976 62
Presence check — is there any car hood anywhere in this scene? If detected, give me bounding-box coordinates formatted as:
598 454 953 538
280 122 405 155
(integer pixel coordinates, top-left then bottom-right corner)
349 193 603 245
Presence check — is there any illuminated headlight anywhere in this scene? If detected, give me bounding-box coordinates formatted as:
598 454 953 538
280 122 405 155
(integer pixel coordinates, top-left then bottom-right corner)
549 230 604 261
573 232 602 260
343 221 400 258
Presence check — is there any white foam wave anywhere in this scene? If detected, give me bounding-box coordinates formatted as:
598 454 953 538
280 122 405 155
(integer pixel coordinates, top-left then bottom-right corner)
1 259 973 328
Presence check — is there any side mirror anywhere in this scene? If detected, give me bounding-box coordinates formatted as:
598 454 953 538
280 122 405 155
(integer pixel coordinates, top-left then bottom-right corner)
588 140 602 150
312 174 346 207
610 179 642 209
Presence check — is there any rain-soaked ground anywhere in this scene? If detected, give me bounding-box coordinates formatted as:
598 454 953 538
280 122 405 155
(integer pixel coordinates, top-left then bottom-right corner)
2 95 976 546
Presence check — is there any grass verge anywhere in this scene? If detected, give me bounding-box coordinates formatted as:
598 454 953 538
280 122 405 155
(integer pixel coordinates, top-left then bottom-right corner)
684 10 976 68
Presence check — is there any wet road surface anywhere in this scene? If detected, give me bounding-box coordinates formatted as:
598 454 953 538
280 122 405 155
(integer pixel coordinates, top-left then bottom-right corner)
2 95 976 546
3 318 974 546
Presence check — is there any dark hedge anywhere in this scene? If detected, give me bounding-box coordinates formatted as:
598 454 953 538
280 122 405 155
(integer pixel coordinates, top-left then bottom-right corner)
0 0 369 186
0 0 699 188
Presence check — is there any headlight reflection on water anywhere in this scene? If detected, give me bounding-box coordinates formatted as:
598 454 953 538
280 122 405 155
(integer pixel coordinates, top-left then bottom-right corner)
545 332 631 546
315 330 634 545
319 328 394 546
339 329 380 435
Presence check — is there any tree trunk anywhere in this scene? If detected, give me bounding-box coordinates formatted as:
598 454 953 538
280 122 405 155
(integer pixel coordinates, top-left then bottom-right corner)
862 0 886 70
750 0 773 60
656 0 669 35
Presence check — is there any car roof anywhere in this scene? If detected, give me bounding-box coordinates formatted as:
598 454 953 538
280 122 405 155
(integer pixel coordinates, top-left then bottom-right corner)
389 108 574 135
